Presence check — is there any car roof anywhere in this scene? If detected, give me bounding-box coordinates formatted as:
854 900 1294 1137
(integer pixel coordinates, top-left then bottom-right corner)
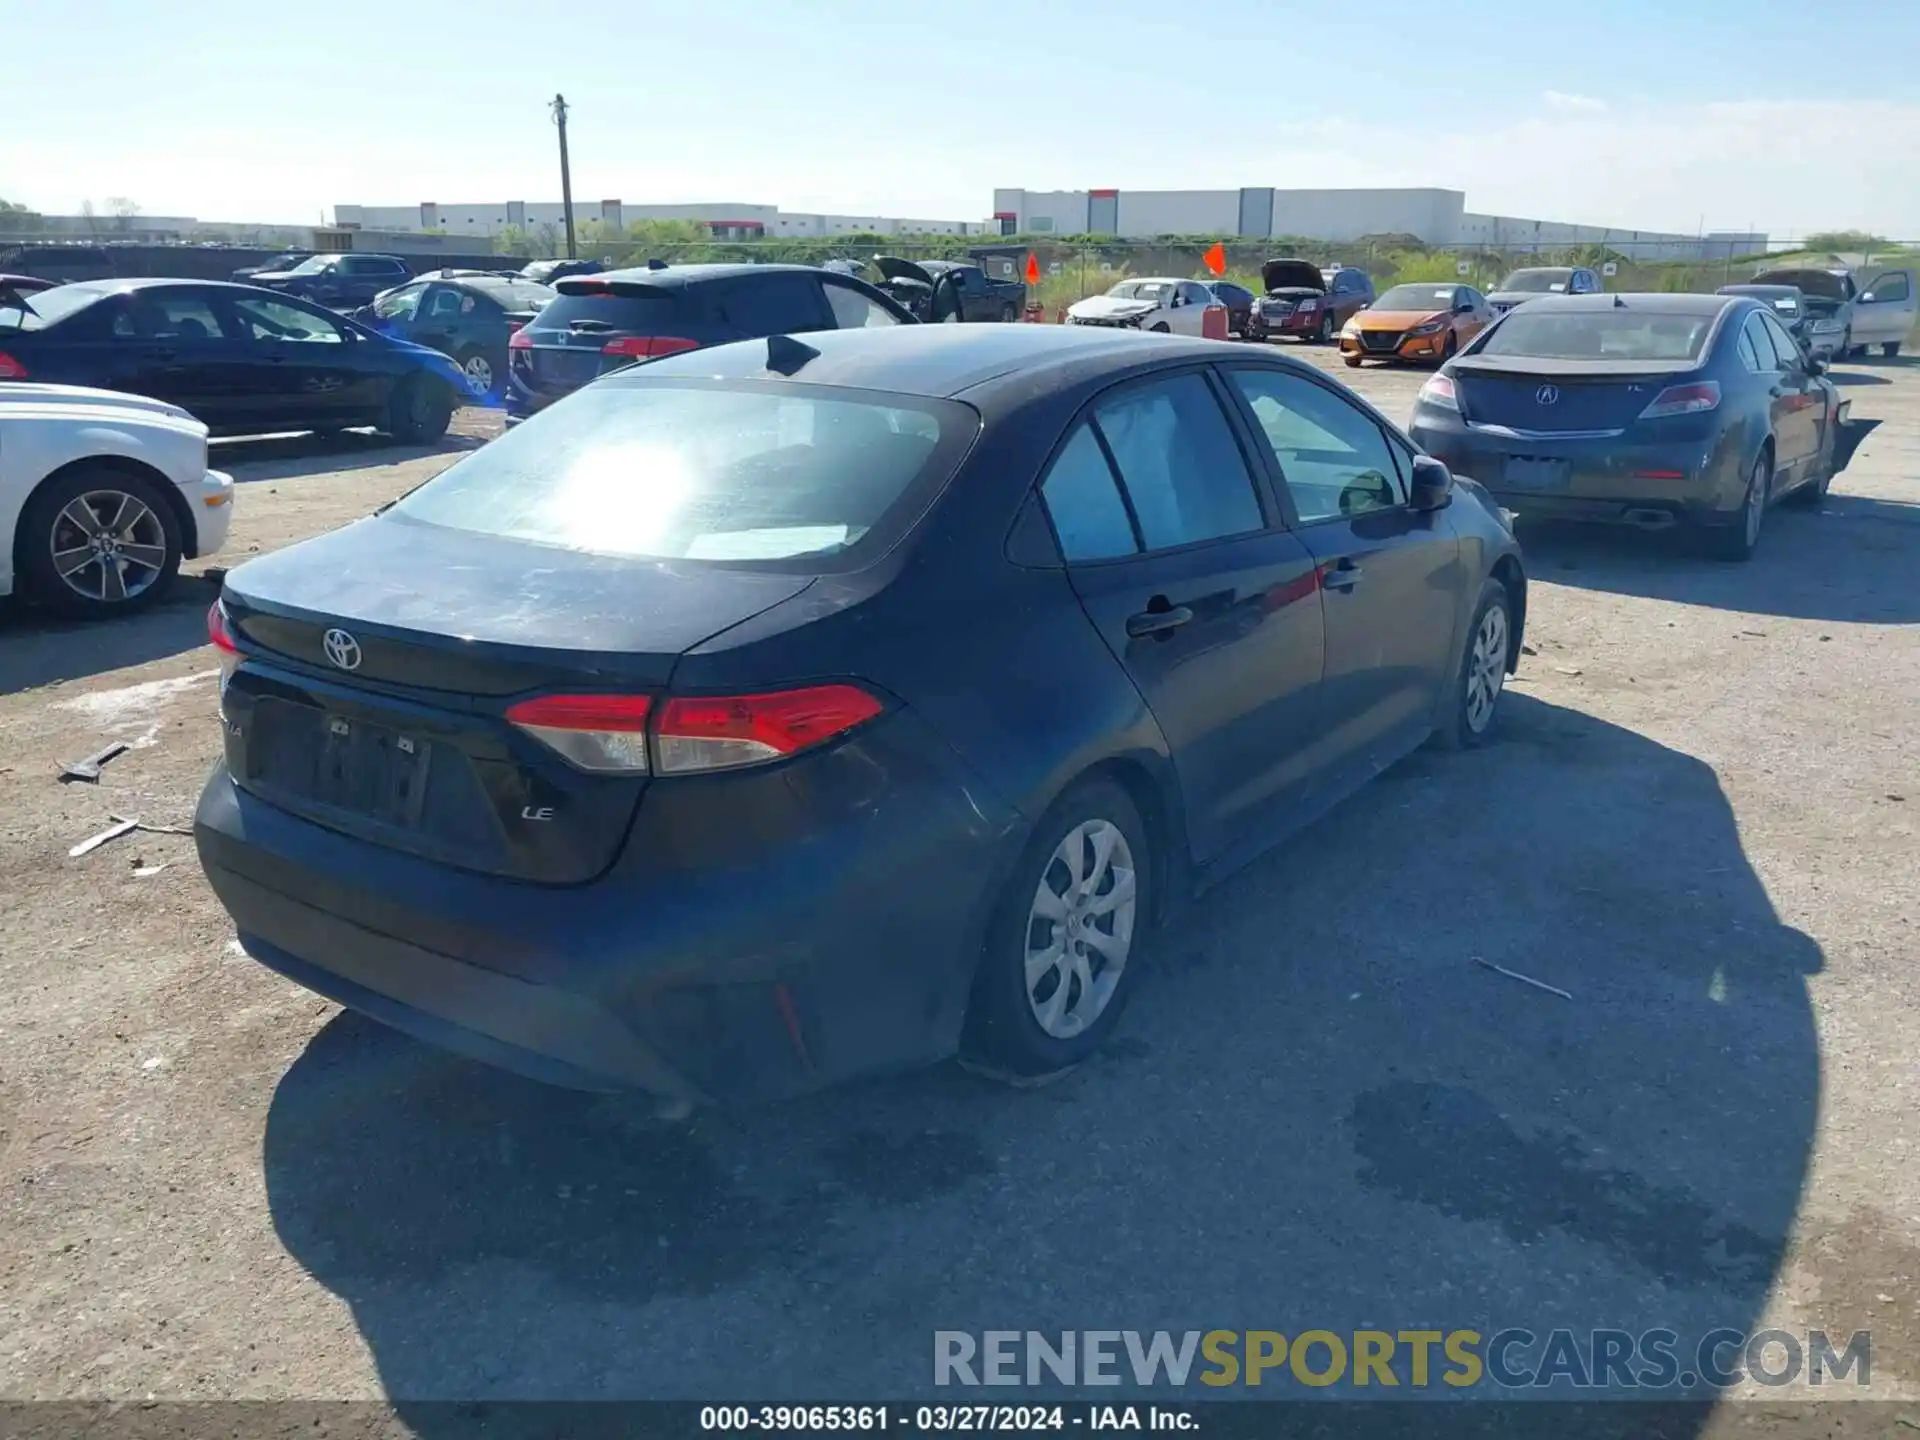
45 277 309 296
587 262 832 289
1502 292 1732 316
616 322 1282 402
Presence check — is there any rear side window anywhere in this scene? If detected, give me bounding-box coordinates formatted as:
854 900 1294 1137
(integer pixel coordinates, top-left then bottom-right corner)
118 291 234 341
822 281 903 329
527 291 684 336
710 275 831 334
1736 319 1764 373
392 381 977 569
1092 374 1264 550
1041 425 1138 561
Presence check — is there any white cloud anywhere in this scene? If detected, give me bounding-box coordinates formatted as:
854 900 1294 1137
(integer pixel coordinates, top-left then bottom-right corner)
1543 90 1608 112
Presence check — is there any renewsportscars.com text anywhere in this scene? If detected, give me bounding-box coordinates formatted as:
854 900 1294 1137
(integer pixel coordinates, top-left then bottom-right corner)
933 1329 1871 1390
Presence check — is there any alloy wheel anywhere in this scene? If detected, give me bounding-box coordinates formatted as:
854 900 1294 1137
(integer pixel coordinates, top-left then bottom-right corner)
1024 819 1138 1039
49 490 169 606
461 354 493 395
1465 602 1508 734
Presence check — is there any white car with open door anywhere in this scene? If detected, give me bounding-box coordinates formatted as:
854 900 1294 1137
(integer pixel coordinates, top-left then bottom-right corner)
1852 266 1916 357
1067 277 1215 335
0 383 233 619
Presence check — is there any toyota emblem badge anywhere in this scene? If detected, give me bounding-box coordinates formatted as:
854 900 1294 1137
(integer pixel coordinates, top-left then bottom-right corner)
322 628 363 671
1535 384 1560 406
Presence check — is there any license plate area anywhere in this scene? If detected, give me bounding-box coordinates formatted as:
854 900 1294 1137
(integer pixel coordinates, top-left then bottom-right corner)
251 698 433 830
1502 456 1571 490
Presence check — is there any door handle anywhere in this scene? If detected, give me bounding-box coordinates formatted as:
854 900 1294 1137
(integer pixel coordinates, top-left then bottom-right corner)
1322 560 1364 591
1126 604 1193 638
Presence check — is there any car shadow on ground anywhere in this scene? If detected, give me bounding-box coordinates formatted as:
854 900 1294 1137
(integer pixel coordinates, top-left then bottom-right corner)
0 576 218 695
261 693 1819 1426
215 426 489 485
1826 370 1890 387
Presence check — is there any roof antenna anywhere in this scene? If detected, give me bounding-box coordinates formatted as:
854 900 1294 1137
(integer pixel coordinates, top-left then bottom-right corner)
646 257 668 271
766 334 819 375
1614 293 1627 307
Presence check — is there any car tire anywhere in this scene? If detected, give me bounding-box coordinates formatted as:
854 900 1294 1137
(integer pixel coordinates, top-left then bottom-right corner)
1705 449 1771 561
1150 322 1170 333
1000 303 1018 323
17 465 183 621
386 377 455 444
455 348 495 398
1343 355 1363 368
1883 341 1902 358
1442 331 1459 362
961 778 1152 1082
1314 312 1333 344
1430 578 1513 751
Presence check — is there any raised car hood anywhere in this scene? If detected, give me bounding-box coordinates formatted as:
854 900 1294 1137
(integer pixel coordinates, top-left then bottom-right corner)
1262 259 1325 293
1752 268 1852 302
1070 295 1159 319
873 256 936 287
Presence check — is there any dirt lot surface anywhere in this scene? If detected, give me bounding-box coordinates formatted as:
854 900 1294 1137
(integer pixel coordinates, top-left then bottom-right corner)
2 353 1916 1424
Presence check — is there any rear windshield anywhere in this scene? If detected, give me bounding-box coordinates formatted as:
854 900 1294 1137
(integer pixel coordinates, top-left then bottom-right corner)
1498 269 1573 293
1479 310 1714 361
0 283 102 333
391 381 979 568
472 280 555 311
525 291 681 335
286 256 335 275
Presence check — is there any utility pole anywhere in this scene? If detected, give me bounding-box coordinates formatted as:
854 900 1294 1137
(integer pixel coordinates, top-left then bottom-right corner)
550 93 577 260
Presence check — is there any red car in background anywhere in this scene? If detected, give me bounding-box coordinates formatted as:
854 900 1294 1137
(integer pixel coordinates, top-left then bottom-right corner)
1246 259 1375 344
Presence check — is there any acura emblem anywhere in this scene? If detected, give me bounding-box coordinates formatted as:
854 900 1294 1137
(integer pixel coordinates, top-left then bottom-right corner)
1535 384 1560 406
322 628 363 671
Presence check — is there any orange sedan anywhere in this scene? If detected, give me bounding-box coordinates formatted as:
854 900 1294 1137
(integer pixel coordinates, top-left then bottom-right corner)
1341 281 1495 367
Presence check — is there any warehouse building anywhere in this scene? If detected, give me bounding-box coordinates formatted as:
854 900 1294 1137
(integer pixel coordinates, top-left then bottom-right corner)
990 187 1764 260
332 200 989 241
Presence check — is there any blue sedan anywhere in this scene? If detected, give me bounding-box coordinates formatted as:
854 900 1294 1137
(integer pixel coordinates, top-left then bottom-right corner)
0 279 471 442
1406 292 1847 562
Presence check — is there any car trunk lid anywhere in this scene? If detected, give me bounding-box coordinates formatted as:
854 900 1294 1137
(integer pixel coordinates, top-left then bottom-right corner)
218 513 813 883
1451 359 1703 434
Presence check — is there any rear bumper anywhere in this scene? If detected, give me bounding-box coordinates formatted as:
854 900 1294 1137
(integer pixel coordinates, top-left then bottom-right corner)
194 712 1024 1103
187 468 234 559
1412 415 1746 524
1247 307 1327 339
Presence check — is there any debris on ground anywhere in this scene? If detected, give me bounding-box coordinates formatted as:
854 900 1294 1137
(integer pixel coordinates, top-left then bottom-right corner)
1554 666 1583 677
1472 956 1574 1001
131 862 171 879
58 742 129 784
69 818 139 858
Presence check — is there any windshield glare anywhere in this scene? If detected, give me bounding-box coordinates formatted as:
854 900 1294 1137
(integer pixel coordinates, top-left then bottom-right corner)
392 382 969 565
1108 281 1173 302
1498 270 1573 293
1375 285 1454 311
286 255 335 275
1479 310 1713 361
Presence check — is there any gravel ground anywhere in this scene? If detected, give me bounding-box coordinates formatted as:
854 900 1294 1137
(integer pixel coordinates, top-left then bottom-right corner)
1 354 1915 1427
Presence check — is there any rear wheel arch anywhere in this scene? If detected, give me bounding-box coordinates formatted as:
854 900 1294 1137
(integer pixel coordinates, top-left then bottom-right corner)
12 454 196 577
1489 553 1526 671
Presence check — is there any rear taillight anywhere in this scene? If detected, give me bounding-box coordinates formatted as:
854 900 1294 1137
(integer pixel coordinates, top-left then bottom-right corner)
1638 380 1721 419
207 601 241 687
0 351 28 380
655 685 883 774
508 329 533 350
600 335 700 359
506 683 883 776
1417 373 1459 410
506 693 653 773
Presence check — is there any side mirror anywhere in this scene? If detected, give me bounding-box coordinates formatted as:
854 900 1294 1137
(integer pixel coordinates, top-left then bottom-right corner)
1455 302 1474 314
1408 455 1454 512
1806 353 1828 376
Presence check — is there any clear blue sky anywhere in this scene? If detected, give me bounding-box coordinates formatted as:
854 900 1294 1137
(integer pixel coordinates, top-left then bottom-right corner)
7 0 1919 238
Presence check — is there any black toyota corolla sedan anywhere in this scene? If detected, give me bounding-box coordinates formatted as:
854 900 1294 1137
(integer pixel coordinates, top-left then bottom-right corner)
1407 293 1847 561
196 324 1526 1106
